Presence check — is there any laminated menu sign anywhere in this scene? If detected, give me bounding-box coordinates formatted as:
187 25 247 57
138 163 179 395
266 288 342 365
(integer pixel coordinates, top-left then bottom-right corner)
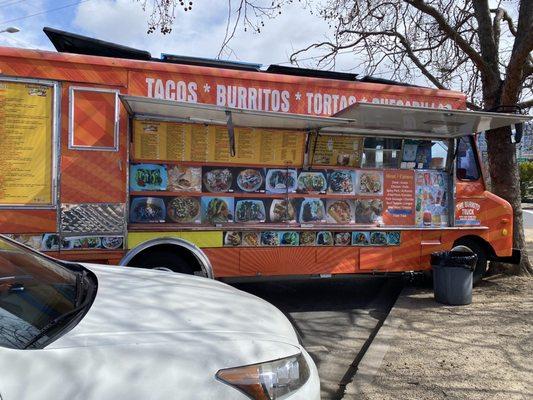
382 170 415 225
311 134 363 167
0 81 53 205
134 120 304 165
414 170 448 227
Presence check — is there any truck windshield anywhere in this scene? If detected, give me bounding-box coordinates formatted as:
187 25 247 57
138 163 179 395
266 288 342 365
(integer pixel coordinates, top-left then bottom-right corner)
0 237 83 349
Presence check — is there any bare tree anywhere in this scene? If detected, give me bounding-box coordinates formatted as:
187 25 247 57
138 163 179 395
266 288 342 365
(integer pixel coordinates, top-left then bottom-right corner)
138 0 533 275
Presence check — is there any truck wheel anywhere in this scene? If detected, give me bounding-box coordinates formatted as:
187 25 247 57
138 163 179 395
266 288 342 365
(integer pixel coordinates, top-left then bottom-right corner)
128 250 197 275
453 242 487 285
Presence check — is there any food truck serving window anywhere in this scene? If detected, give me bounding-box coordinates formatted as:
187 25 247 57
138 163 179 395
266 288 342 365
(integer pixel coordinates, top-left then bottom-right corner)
456 136 480 180
69 87 120 151
0 78 58 208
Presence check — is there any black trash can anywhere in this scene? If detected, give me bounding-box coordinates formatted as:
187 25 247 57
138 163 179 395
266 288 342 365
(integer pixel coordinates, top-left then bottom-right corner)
431 250 478 305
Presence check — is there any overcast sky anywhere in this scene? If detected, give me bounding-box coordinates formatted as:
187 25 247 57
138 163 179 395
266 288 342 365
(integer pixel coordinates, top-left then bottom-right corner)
0 0 369 71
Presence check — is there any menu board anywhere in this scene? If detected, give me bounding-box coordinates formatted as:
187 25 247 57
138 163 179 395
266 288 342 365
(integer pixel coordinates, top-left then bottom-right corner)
383 170 415 225
133 120 305 165
311 134 363 167
0 81 53 205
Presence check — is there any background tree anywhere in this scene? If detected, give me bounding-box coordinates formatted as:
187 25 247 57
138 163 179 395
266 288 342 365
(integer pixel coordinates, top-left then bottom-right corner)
139 0 533 275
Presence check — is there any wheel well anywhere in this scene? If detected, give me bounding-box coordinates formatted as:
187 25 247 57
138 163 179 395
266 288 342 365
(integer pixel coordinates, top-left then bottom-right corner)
121 241 212 277
453 235 495 259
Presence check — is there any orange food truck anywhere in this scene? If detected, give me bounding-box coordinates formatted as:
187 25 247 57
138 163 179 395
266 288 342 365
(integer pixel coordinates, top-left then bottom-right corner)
0 28 530 282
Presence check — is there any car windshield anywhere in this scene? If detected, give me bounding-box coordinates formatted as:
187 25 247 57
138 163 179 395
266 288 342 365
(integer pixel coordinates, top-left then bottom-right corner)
0 236 79 349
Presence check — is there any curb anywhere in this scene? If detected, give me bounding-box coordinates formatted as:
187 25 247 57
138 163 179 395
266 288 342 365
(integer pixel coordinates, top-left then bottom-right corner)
344 286 411 397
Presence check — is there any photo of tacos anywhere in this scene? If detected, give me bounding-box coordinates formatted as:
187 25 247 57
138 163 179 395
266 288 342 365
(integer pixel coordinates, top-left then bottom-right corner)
269 199 297 223
224 231 242 246
242 232 260 246
355 199 383 224
202 197 234 224
358 171 383 195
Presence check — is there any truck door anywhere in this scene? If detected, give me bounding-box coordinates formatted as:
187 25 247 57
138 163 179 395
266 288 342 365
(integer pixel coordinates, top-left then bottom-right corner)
58 84 127 262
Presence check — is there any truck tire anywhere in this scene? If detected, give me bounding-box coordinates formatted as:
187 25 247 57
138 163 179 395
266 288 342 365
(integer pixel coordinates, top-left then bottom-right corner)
128 249 197 275
453 242 487 285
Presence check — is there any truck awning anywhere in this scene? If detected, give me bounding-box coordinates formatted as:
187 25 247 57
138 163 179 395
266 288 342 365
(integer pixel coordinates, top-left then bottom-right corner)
120 95 350 131
332 102 531 138
120 95 531 139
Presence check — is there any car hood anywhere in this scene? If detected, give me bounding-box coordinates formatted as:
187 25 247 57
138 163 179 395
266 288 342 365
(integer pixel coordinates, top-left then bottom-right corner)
50 264 298 349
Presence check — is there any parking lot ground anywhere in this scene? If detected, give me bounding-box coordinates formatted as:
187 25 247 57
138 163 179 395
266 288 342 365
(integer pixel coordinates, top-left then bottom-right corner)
233 277 403 400
347 275 533 400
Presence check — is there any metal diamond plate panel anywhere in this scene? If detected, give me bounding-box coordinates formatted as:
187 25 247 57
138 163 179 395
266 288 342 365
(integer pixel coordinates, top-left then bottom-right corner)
61 203 125 234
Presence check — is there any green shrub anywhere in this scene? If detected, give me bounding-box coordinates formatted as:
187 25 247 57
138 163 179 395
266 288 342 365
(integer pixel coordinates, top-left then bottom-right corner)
519 161 533 202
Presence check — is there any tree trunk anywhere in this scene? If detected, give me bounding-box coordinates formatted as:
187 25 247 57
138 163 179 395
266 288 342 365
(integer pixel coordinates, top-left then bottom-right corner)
485 125 533 275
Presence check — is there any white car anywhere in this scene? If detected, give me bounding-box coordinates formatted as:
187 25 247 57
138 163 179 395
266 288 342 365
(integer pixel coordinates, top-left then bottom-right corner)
0 235 320 399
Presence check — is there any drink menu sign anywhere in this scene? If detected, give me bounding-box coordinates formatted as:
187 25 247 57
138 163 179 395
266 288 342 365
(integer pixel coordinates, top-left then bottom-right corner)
0 81 53 206
133 120 305 166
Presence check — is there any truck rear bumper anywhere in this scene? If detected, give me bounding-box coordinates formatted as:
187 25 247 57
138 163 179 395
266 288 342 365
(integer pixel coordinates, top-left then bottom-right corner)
490 248 521 264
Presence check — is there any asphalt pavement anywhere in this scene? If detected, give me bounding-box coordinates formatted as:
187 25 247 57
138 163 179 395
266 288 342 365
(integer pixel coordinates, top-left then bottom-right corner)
234 277 403 400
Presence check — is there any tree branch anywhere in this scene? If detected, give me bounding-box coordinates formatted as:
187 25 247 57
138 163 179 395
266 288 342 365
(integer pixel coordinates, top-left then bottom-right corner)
490 7 518 36
404 0 493 80
501 0 533 104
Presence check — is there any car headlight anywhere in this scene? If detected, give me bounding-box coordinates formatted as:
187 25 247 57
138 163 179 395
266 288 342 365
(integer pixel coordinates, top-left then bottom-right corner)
216 353 310 399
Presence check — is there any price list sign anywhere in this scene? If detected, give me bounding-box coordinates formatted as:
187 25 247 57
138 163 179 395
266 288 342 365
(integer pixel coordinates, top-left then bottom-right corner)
0 81 53 205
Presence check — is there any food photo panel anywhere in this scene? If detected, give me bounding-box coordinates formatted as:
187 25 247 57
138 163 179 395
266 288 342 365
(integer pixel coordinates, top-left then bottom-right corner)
352 231 370 246
299 198 327 224
235 168 265 193
224 231 242 246
201 196 234 224
355 198 383 224
202 167 234 193
316 231 334 246
265 168 298 194
268 198 298 223
279 231 300 246
261 231 281 246
357 170 384 196
327 170 355 194
297 170 328 194
234 198 267 223
166 196 201 224
299 231 316 246
326 199 355 224
334 232 352 246
167 165 202 192
130 197 166 223
130 164 168 191
241 231 260 246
